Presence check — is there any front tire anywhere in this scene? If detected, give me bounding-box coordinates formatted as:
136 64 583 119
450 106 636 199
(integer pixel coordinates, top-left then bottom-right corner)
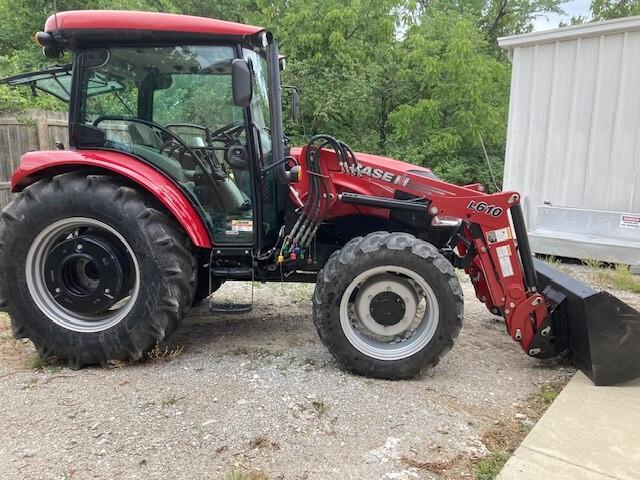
0 173 196 368
313 232 463 379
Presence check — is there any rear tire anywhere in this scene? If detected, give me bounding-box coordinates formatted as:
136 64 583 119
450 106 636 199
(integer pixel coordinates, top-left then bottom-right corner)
0 173 196 368
313 232 463 379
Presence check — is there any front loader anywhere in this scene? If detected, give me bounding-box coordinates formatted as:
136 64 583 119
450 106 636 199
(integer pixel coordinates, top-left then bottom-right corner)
0 10 638 385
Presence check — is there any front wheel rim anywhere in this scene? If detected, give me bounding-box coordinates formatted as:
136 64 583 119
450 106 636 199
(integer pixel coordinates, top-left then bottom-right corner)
26 217 141 333
339 265 440 361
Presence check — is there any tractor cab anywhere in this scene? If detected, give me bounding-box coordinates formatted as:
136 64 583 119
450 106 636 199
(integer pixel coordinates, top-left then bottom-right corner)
2 11 289 251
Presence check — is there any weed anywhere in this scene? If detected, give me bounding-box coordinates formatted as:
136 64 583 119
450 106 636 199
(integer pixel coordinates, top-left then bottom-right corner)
539 387 559 406
474 449 510 480
27 354 63 373
542 255 561 268
23 378 38 389
225 467 268 480
28 354 44 370
276 355 296 372
288 283 313 304
146 343 184 362
530 383 562 414
60 467 74 480
401 455 463 473
584 261 640 294
249 435 279 450
312 399 328 416
583 257 602 270
231 346 285 371
161 393 184 407
302 357 317 367
608 264 640 293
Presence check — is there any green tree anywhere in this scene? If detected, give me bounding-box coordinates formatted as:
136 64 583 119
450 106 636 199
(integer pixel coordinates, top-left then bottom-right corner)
387 10 510 187
411 0 567 45
591 0 640 19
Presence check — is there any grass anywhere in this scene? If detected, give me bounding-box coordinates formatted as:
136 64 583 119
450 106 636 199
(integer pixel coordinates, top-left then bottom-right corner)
146 343 184 362
474 449 511 480
26 354 63 373
529 382 563 415
288 283 313 304
600 264 640 293
545 255 640 294
542 255 562 269
249 435 279 450
311 399 328 416
225 468 268 480
582 257 603 270
23 377 38 389
230 346 287 370
582 260 640 294
60 467 74 480
161 393 184 407
538 386 560 406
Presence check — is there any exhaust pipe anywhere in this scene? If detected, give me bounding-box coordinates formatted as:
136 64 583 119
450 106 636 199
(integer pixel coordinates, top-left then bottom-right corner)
532 258 640 386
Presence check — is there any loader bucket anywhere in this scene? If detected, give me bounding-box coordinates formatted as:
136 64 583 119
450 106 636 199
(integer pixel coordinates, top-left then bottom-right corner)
533 258 640 386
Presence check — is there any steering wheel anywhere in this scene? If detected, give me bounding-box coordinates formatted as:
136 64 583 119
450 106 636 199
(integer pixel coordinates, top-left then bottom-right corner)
93 115 226 181
209 121 245 142
93 115 188 150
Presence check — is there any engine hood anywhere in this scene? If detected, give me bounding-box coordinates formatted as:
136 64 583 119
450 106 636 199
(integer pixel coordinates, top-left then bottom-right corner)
352 151 435 177
289 147 436 178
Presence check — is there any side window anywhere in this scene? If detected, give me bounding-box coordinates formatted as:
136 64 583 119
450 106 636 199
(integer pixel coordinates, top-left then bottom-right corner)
83 72 138 146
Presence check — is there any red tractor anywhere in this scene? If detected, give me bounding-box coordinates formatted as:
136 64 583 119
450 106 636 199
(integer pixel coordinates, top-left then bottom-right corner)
1 10 638 384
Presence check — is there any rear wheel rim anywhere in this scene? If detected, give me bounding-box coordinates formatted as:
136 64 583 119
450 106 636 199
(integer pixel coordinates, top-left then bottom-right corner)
339 265 439 361
26 217 140 333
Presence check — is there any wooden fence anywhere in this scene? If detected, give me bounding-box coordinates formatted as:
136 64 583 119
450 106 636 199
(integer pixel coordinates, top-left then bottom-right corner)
0 110 69 209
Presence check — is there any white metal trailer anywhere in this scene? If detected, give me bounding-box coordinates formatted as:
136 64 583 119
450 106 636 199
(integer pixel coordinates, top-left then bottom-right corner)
499 17 640 270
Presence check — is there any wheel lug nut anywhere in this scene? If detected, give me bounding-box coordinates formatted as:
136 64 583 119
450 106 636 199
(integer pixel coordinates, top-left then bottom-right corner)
76 244 83 251
104 288 110 294
55 287 61 293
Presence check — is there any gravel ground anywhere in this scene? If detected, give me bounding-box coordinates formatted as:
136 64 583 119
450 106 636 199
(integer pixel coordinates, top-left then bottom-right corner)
2 265 634 480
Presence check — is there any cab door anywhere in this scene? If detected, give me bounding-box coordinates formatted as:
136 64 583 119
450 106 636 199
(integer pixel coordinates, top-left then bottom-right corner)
72 45 257 245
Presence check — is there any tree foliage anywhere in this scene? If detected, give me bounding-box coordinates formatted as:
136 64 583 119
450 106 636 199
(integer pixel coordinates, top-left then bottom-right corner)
591 0 640 19
0 0 568 187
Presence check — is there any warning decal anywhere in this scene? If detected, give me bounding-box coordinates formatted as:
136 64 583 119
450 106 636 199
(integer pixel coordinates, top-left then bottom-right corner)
231 220 253 232
620 214 640 230
486 227 512 244
496 245 514 277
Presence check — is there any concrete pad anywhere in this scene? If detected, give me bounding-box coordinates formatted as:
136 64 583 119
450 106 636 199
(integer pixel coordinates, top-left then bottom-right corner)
498 371 640 480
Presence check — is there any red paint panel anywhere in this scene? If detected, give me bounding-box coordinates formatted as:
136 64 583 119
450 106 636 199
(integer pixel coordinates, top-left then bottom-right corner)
45 10 264 38
12 150 211 248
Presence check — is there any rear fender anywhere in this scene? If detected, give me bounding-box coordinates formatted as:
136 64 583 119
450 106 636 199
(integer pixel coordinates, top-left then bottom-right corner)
11 150 212 248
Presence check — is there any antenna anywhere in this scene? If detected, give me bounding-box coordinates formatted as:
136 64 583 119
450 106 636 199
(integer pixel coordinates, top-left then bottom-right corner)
53 0 59 31
479 133 501 193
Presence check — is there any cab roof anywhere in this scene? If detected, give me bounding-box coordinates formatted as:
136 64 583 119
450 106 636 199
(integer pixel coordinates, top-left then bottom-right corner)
44 10 264 41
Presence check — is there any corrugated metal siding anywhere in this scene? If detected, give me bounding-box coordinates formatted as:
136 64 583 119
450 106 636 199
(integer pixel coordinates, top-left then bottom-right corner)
502 23 640 229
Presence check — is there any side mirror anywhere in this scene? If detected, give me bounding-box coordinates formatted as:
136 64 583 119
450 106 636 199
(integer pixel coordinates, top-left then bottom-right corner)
231 59 252 107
